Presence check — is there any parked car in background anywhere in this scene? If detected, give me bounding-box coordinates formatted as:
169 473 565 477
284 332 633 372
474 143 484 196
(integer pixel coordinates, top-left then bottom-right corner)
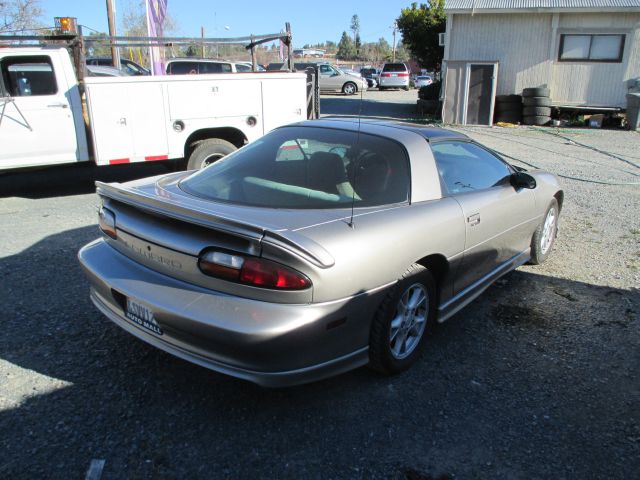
86 57 150 76
86 65 129 77
415 75 433 88
166 58 233 74
317 64 367 95
378 62 410 90
360 67 379 88
267 62 367 94
79 118 563 387
360 67 379 80
166 59 266 74
234 62 266 72
341 68 376 88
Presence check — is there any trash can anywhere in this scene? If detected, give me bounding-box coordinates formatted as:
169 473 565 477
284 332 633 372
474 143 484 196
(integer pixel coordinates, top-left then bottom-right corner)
627 93 640 131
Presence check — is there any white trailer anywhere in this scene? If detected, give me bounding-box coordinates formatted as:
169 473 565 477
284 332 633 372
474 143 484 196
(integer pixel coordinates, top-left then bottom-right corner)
0 46 308 171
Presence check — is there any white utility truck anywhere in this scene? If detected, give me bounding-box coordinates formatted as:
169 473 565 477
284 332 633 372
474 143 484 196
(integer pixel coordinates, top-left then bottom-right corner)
0 37 309 171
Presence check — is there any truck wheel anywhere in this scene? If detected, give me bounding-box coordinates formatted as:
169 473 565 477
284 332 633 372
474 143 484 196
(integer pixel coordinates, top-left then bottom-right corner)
187 138 237 170
342 82 357 95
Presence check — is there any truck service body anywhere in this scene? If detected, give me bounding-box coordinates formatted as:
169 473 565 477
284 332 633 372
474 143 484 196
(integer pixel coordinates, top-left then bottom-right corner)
0 46 308 171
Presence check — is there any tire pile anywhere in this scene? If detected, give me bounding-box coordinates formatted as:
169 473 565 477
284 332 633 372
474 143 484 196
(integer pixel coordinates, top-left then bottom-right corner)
522 87 552 126
494 94 523 124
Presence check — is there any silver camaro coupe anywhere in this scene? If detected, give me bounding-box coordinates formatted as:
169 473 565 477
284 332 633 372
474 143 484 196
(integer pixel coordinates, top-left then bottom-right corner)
79 119 563 387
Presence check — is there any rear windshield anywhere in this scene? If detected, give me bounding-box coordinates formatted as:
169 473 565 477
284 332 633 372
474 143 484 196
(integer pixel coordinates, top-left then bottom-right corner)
382 63 407 73
180 127 411 209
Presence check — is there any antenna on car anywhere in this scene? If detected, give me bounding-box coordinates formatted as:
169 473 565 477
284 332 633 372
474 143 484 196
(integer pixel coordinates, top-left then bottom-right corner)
347 82 365 228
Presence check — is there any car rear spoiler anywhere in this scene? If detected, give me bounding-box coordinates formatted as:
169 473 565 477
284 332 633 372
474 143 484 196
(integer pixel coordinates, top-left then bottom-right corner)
95 181 335 268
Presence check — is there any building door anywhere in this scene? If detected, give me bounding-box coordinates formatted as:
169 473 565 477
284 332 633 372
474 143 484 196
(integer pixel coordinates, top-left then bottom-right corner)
465 64 496 125
442 61 498 125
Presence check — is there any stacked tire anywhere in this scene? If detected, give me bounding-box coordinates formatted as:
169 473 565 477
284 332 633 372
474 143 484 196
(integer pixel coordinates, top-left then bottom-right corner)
494 94 522 124
522 87 551 126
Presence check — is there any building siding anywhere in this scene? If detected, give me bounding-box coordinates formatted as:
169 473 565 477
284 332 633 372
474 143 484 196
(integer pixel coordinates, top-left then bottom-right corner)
445 0 640 11
447 11 640 107
448 13 553 95
552 13 640 106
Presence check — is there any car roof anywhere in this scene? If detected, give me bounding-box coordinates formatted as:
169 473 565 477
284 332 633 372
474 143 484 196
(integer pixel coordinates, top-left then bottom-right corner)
290 118 468 141
166 58 231 64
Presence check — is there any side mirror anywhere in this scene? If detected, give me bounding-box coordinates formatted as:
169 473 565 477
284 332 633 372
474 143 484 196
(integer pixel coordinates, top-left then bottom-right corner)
511 171 536 189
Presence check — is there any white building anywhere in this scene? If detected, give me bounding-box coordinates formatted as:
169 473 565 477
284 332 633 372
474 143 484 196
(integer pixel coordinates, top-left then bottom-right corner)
441 0 640 124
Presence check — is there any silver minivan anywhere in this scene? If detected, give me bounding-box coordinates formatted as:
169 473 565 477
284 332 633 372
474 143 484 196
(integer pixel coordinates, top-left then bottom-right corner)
378 62 410 90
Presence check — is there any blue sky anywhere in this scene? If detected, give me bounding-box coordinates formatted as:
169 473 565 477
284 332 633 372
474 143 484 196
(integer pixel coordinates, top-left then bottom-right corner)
43 0 413 47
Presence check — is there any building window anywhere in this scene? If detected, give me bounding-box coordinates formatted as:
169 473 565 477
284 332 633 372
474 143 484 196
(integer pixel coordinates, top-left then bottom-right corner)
558 34 625 63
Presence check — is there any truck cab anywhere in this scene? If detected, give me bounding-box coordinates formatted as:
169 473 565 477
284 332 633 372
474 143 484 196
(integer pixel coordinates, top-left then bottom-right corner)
0 48 88 169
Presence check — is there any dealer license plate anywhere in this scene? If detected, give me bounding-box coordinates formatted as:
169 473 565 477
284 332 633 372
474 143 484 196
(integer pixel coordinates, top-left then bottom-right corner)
125 298 163 336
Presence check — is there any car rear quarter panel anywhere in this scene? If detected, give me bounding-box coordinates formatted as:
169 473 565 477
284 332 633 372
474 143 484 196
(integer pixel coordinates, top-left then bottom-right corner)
294 197 465 303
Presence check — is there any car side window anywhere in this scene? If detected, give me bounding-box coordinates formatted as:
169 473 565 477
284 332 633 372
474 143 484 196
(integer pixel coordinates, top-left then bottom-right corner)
168 62 198 74
431 141 512 194
319 65 332 75
0 56 57 96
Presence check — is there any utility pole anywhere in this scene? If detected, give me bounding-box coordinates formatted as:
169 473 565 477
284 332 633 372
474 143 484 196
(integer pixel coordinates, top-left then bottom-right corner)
201 26 205 58
106 0 121 68
391 21 397 62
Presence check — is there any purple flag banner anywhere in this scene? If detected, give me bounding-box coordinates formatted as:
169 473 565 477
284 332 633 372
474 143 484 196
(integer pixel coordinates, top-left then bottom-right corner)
146 0 168 75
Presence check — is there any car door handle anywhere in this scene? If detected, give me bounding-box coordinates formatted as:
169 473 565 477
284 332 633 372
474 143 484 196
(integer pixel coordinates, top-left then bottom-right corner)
47 103 68 109
467 213 481 226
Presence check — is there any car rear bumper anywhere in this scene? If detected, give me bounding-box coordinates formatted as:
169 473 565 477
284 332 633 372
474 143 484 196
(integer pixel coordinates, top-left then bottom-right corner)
78 239 384 387
379 77 409 87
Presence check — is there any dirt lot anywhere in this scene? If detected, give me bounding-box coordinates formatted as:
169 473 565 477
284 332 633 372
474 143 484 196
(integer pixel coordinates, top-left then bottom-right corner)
1 90 638 479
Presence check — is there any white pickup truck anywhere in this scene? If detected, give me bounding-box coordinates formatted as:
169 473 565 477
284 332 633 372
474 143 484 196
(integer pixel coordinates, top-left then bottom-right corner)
0 47 308 171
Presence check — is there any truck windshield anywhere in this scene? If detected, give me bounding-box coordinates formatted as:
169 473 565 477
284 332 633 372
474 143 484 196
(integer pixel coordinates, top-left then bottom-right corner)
180 127 410 209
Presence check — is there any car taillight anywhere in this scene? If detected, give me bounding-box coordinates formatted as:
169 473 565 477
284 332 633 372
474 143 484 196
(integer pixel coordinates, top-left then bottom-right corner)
381 73 391 77
198 250 311 290
398 73 409 77
98 206 117 239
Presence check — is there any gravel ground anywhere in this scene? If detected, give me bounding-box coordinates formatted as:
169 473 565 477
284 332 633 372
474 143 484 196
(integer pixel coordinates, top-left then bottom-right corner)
0 91 638 479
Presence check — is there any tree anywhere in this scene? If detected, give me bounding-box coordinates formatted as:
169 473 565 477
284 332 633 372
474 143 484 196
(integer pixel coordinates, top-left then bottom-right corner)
396 1 446 70
336 31 355 60
394 41 410 61
0 0 43 32
350 14 359 41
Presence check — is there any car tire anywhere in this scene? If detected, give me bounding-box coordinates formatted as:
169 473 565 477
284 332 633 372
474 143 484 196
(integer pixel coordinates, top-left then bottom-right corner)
523 106 552 116
404 86 410 91
187 138 237 170
495 102 522 114
522 87 550 98
523 115 551 126
523 96 552 107
369 264 436 375
495 94 522 104
529 198 559 265
342 82 357 95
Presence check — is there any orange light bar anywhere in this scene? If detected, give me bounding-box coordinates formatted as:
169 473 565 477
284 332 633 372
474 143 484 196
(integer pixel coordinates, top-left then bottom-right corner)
54 17 78 34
